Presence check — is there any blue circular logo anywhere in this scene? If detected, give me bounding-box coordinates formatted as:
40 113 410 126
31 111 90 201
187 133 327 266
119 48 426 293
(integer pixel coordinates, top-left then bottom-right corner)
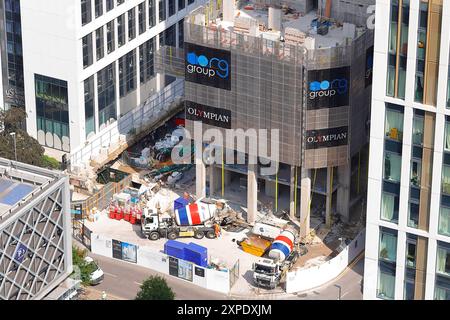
310 81 321 91
320 80 330 90
187 52 197 65
197 55 209 67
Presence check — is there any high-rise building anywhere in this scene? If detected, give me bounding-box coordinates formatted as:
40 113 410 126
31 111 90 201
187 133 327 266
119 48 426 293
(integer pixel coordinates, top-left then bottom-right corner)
0 0 204 153
157 0 374 234
0 0 25 110
0 158 72 300
364 0 450 300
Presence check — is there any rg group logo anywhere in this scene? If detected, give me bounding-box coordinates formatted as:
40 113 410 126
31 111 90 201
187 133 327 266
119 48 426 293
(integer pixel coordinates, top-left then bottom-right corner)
186 52 229 79
306 66 350 109
185 42 231 90
308 78 348 100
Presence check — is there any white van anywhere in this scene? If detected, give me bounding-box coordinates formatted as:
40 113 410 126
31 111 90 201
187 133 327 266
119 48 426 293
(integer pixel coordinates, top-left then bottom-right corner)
84 256 104 285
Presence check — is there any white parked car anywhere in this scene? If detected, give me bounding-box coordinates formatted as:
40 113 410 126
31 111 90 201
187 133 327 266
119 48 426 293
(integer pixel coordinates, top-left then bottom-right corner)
84 256 104 285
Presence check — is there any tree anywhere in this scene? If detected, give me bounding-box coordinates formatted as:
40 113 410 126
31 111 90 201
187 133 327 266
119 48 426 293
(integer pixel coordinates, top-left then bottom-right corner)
0 107 59 168
135 275 175 300
71 246 97 285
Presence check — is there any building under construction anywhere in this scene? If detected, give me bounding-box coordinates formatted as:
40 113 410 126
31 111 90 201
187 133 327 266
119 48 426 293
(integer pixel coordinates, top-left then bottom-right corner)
156 0 374 238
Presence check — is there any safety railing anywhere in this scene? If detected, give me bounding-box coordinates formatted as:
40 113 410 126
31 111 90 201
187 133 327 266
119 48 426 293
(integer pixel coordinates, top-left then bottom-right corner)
69 79 185 168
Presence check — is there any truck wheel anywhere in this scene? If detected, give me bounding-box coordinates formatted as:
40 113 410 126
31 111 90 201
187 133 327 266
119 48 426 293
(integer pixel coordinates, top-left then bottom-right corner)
194 231 205 239
167 231 178 240
206 230 216 239
149 232 160 241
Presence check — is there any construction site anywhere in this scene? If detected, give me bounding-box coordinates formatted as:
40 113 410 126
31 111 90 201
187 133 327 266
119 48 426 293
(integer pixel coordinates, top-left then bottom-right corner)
67 0 374 296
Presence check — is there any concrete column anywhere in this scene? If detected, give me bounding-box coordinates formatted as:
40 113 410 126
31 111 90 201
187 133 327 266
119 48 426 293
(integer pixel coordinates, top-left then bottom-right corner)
247 164 258 225
300 168 311 239
326 166 333 228
209 165 222 198
196 156 206 199
337 164 351 223
289 166 297 219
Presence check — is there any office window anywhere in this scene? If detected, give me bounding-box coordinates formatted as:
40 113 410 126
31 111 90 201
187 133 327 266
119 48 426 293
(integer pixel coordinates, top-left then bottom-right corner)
81 0 92 25
95 0 103 18
82 33 93 68
178 19 184 48
377 228 397 300
439 206 450 237
35 74 69 151
412 113 424 146
169 0 175 16
442 166 450 195
97 62 116 127
381 191 399 222
165 24 176 46
128 8 136 41
384 152 402 183
107 20 115 53
106 0 114 11
119 50 136 97
445 120 450 152
408 201 419 228
386 0 409 99
379 228 397 263
139 37 155 84
149 0 156 27
84 76 95 138
118 14 126 47
188 0 194 5
435 276 450 300
159 0 166 22
385 108 404 142
96 27 104 61
415 1 442 105
410 158 421 187
178 0 185 11
436 244 450 277
117 0 125 4
138 2 146 35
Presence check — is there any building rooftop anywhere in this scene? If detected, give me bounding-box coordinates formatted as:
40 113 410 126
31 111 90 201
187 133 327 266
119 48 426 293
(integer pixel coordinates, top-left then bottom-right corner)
202 0 367 49
0 158 66 220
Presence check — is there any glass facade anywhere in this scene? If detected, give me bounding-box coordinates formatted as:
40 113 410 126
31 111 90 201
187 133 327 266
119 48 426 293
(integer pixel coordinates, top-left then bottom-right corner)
435 242 450 300
381 104 404 223
159 0 166 23
138 2 146 35
414 0 442 106
96 27 104 61
387 0 409 99
119 49 137 97
3 0 24 103
97 62 117 128
81 0 92 26
35 74 69 151
84 76 95 138
117 14 125 47
82 33 93 68
128 8 136 41
139 37 155 84
107 20 115 54
377 227 398 299
440 117 450 237
149 0 156 27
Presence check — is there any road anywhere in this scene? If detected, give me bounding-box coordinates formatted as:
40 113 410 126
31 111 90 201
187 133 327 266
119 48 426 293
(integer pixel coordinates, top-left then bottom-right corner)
88 251 228 300
86 250 364 300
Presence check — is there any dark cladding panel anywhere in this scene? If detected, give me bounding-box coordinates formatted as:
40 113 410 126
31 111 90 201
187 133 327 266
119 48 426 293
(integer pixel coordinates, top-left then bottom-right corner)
306 66 350 110
306 126 349 149
185 101 232 129
365 46 374 88
184 42 231 90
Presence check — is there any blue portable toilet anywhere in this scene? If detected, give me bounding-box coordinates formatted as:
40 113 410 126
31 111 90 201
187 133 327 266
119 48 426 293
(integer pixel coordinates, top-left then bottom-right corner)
184 242 208 267
164 240 188 260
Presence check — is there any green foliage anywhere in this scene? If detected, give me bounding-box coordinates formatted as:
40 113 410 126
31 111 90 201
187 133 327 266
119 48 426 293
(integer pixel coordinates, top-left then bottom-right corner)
135 275 175 300
71 246 97 285
42 155 60 169
0 107 46 166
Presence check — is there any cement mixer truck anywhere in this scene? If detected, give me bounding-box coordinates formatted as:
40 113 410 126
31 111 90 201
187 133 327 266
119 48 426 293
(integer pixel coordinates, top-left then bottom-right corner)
252 230 299 289
141 198 230 240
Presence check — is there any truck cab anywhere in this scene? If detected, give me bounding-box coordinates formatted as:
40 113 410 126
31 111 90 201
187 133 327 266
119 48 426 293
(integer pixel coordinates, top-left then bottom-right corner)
252 259 282 289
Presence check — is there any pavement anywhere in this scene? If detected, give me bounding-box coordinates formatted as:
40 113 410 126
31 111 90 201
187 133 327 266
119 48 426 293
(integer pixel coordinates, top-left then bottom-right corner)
76 240 364 300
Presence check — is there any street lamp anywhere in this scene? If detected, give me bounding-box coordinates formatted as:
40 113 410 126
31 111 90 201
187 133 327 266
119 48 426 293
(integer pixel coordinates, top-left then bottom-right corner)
335 284 342 300
9 132 17 162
